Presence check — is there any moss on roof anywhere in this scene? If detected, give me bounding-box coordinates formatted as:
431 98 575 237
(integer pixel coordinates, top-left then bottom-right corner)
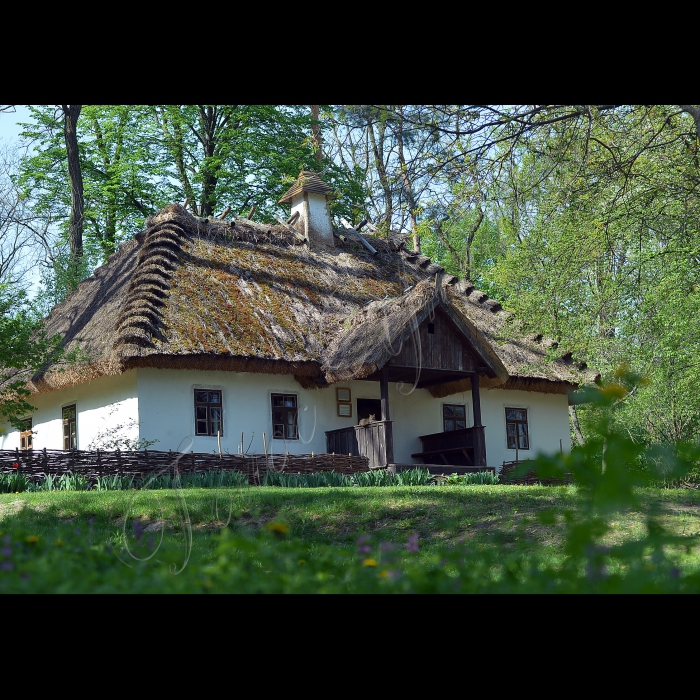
27 204 598 396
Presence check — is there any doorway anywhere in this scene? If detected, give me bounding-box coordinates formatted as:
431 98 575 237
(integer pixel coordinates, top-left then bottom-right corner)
357 398 381 422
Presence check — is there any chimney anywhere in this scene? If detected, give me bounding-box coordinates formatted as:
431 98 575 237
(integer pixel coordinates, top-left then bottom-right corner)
278 171 336 251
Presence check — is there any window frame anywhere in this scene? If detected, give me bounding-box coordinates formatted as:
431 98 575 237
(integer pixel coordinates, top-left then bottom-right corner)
442 403 467 432
505 406 530 450
194 389 224 437
20 417 33 451
62 404 77 451
271 393 299 441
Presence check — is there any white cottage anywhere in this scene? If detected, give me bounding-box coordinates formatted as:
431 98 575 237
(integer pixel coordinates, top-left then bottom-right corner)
1 172 597 470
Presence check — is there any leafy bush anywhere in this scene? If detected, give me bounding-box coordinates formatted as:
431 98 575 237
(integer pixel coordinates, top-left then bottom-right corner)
352 469 397 487
436 471 500 486
0 472 33 493
262 470 352 488
94 475 135 491
57 472 90 491
395 468 433 486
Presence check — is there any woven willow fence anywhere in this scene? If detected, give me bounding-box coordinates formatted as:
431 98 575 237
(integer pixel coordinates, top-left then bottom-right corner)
500 459 572 485
0 448 369 485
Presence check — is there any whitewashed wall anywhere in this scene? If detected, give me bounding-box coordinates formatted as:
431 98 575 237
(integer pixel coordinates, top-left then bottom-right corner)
137 367 369 456
136 368 571 466
0 371 139 451
1 366 571 469
480 388 571 467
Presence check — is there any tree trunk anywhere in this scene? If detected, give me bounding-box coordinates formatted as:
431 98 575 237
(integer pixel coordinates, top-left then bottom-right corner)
310 105 323 163
396 106 419 252
569 404 585 446
367 119 393 229
680 105 700 142
62 105 83 262
199 106 219 217
464 207 484 282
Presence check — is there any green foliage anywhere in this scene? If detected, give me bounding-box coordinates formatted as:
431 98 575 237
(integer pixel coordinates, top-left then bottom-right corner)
18 105 167 263
351 469 400 487
394 467 434 486
0 471 32 493
437 471 500 486
0 284 64 428
262 470 352 488
93 474 135 491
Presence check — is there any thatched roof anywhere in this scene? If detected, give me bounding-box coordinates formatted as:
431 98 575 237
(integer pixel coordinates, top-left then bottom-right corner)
27 204 598 398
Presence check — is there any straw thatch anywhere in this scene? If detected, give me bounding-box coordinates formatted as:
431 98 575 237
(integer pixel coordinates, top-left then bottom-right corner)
278 171 337 204
25 203 598 398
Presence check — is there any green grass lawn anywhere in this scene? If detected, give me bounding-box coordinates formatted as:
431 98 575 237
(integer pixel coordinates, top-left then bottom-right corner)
2 485 700 593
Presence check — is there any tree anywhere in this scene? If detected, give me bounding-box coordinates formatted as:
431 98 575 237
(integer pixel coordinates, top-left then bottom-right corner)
151 105 324 219
0 143 51 291
0 284 64 429
325 105 452 242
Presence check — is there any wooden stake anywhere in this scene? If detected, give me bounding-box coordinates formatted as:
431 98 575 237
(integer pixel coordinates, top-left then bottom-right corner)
218 206 231 220
274 214 306 242
247 204 257 220
354 218 368 231
340 218 378 256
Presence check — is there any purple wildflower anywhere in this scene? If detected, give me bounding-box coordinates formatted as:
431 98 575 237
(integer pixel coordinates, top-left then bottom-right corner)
0 562 13 572
133 520 144 543
1 547 12 557
356 534 372 555
406 534 419 553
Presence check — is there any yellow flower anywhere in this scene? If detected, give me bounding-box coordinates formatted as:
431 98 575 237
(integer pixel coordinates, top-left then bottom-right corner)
298 559 306 565
362 558 378 567
378 570 389 578
265 521 290 535
25 535 39 544
54 539 65 547
600 382 628 400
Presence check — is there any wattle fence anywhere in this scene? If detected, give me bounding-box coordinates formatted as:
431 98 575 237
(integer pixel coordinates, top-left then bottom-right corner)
500 459 572 485
0 448 369 485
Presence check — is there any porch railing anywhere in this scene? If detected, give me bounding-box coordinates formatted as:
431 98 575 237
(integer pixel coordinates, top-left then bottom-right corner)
325 420 394 468
412 426 486 467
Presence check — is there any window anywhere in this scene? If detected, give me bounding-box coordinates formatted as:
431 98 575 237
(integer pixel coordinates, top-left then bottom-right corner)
271 393 298 439
505 407 529 450
195 390 223 436
443 404 466 431
62 405 77 450
20 418 32 451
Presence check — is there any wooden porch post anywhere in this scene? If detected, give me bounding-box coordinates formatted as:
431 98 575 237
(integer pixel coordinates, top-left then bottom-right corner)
470 373 487 467
470 373 482 427
380 365 394 465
